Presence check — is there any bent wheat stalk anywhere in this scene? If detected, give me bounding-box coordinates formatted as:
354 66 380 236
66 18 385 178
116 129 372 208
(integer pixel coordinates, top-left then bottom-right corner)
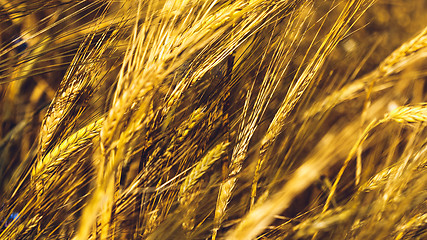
322 103 427 213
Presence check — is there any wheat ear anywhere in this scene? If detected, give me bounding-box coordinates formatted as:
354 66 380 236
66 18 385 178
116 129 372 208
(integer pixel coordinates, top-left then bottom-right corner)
32 118 104 190
179 141 229 201
383 103 427 124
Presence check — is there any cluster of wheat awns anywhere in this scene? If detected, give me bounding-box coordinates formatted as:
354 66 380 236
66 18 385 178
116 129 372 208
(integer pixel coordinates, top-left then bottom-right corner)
0 0 426 239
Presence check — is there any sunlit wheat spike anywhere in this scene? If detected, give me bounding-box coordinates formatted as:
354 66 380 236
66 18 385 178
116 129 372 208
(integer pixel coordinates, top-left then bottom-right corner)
379 26 427 75
32 117 104 186
228 2 376 239
361 155 427 193
77 0 263 237
384 103 427 124
36 2 123 161
362 165 395 191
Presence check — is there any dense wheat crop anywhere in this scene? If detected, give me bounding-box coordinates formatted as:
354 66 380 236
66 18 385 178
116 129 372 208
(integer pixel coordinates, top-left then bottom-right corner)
0 0 426 239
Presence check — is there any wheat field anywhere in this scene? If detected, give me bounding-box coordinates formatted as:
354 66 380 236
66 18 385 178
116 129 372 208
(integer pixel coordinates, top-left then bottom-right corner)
0 0 426 239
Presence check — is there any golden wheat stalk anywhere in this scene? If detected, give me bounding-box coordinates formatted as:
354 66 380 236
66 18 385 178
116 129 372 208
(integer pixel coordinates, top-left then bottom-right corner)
213 33 287 240
321 119 378 213
293 207 356 238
